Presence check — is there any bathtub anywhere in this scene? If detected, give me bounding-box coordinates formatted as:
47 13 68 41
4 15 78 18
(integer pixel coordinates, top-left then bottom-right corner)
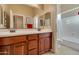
59 37 79 51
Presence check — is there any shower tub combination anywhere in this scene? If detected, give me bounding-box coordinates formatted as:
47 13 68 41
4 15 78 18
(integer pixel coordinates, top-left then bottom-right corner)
59 37 79 51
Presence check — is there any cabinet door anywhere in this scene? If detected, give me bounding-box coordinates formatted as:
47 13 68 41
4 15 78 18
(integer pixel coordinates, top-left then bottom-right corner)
28 40 38 55
28 40 38 50
44 38 50 52
39 38 45 54
28 34 38 40
28 34 38 55
14 42 27 55
0 46 13 55
28 49 38 55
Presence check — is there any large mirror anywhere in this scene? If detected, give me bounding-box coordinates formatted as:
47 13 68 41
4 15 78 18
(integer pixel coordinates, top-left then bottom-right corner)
44 12 51 28
0 5 35 29
38 12 51 29
0 5 4 29
0 5 10 29
13 14 34 29
38 15 44 29
0 4 51 29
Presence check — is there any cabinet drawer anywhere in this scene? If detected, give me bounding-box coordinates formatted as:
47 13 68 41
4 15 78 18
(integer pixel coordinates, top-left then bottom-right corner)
0 36 27 45
28 34 38 40
28 40 38 50
39 33 51 38
0 38 14 45
13 36 27 43
28 49 38 55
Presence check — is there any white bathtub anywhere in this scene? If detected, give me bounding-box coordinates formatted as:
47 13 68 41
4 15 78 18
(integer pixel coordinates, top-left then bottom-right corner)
59 37 79 51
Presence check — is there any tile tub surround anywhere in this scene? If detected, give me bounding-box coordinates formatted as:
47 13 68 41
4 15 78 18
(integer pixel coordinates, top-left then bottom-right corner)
0 29 52 37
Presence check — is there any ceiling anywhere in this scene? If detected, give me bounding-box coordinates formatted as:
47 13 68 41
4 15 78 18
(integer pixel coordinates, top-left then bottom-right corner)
27 4 40 8
26 4 44 9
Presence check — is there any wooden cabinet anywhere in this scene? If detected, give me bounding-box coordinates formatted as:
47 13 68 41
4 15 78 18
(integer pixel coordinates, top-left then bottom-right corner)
28 49 38 55
12 42 27 55
28 34 38 55
0 36 27 55
13 36 27 55
0 37 14 45
0 32 52 55
39 33 52 54
44 38 50 52
39 38 45 54
28 40 38 50
0 46 13 55
14 42 27 55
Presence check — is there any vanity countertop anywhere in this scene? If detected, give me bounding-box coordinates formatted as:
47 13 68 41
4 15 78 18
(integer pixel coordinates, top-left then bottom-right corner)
0 29 52 37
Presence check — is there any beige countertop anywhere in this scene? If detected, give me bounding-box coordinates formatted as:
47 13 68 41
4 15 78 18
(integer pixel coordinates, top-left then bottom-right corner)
0 29 52 37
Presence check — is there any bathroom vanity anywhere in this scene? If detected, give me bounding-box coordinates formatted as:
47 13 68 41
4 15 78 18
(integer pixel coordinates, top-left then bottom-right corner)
0 30 53 55
0 5 54 55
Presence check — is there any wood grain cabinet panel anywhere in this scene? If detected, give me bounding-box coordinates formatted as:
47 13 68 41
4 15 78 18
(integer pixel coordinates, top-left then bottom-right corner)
0 45 14 55
0 36 26 45
0 37 14 45
0 32 52 55
14 42 27 55
28 34 38 55
39 33 50 38
28 49 38 55
28 40 38 50
13 36 27 55
39 32 52 54
28 34 38 40
0 36 27 55
39 38 45 52
44 38 50 52
12 36 26 43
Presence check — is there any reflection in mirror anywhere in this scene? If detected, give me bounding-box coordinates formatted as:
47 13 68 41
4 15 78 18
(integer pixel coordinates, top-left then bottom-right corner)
0 4 51 29
33 16 39 29
38 15 44 29
0 5 10 29
44 12 51 28
25 17 34 29
13 14 34 29
0 4 36 29
13 15 23 29
4 11 10 29
0 5 4 29
44 19 50 26
38 12 51 29
0 6 2 24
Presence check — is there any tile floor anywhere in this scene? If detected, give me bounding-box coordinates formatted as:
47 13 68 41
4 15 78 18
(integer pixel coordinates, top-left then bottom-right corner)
43 45 79 55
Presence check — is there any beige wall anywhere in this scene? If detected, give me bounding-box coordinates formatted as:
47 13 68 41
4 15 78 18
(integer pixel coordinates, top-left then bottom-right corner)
3 4 35 17
43 4 54 12
34 4 54 16
50 5 57 53
34 8 44 16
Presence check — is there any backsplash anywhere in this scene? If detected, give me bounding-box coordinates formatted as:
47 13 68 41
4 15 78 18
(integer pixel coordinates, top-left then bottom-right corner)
0 29 9 32
0 29 52 33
